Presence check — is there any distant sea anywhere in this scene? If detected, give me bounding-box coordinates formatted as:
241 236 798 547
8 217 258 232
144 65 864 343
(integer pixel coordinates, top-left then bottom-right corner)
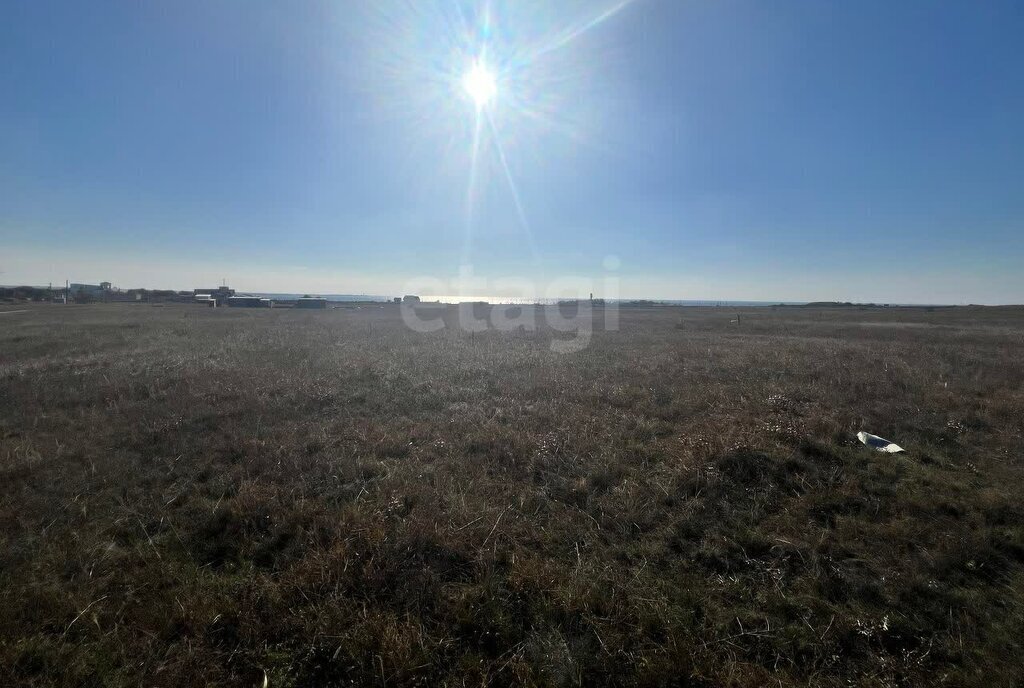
253 293 804 307
253 293 393 303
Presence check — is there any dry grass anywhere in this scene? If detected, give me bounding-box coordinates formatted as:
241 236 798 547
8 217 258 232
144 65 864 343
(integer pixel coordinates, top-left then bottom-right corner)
1 303 1023 686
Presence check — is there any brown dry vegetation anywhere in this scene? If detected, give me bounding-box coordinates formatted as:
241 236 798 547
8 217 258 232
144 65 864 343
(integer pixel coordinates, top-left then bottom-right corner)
2 303 1023 686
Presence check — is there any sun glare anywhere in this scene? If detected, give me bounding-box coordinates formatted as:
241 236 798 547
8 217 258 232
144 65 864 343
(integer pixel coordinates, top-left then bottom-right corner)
462 61 497 108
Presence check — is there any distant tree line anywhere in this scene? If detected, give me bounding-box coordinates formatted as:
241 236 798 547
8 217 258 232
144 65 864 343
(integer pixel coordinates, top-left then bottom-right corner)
0 286 53 301
1 286 184 303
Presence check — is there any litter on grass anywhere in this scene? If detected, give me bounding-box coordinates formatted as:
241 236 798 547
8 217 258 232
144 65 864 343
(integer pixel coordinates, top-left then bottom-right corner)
857 431 905 453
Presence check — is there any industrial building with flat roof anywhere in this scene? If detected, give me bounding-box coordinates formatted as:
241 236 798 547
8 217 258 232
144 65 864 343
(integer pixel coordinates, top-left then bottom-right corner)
226 296 272 308
194 286 235 304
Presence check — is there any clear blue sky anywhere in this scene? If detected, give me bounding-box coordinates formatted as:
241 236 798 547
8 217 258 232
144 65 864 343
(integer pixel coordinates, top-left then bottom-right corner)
2 0 1023 302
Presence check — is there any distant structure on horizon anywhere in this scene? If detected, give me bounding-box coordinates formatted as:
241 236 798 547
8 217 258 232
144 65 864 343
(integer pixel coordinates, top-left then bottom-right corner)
226 296 272 308
68 281 142 303
70 282 113 296
194 286 235 305
295 296 328 309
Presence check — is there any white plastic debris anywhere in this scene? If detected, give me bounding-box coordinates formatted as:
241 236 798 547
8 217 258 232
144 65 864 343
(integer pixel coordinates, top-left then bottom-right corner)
857 431 904 453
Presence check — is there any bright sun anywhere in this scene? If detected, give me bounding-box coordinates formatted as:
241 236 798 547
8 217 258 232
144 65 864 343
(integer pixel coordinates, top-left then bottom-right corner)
462 62 497 108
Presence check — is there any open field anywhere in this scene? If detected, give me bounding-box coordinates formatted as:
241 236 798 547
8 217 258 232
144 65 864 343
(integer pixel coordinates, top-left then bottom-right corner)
2 303 1023 686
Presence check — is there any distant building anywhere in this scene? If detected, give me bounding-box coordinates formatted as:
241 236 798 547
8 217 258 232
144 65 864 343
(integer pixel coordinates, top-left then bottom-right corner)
194 286 235 304
295 297 328 309
226 296 272 308
70 282 118 302
70 283 106 295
